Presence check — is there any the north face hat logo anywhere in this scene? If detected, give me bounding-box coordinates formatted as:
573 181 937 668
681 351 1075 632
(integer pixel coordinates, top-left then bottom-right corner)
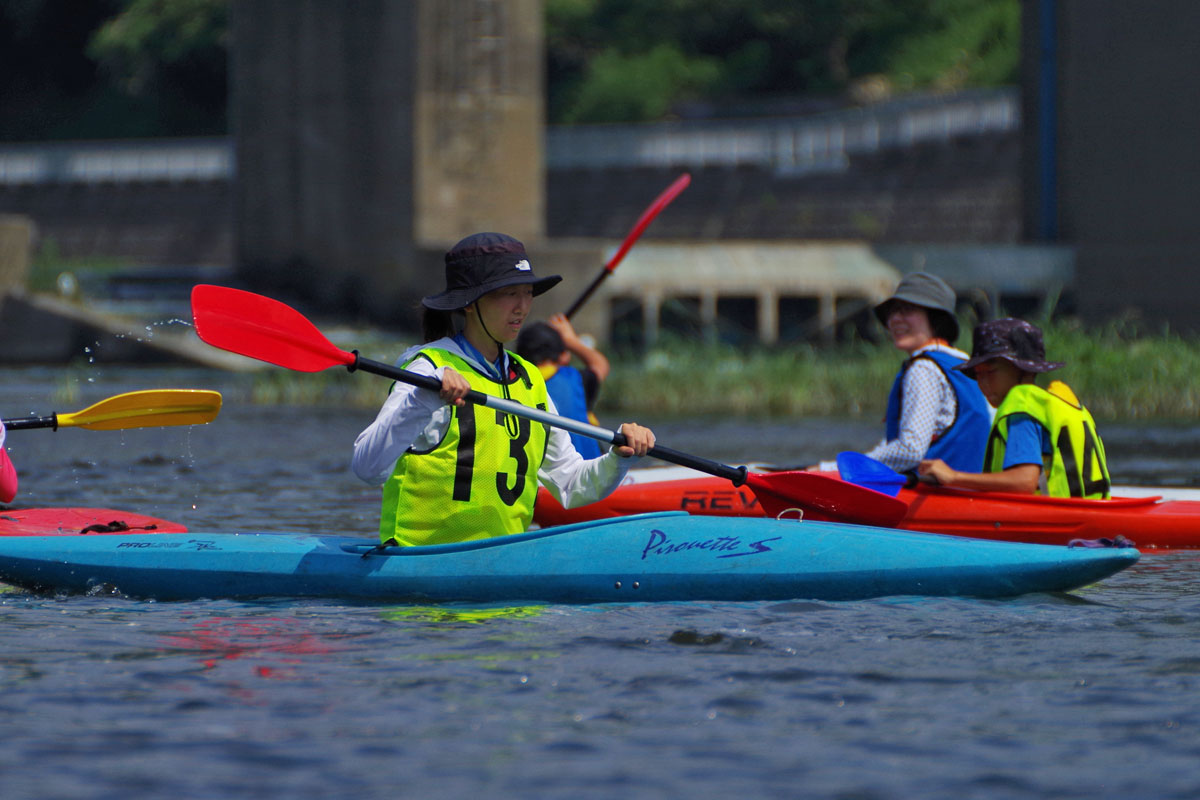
514 259 531 271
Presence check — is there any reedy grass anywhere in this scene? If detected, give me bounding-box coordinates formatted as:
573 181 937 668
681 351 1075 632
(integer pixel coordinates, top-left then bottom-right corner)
1034 319 1200 420
600 319 1200 421
233 319 1200 421
601 339 899 417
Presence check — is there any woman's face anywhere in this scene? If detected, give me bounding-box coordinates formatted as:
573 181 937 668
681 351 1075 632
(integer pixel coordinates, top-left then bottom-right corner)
885 301 936 354
468 284 533 344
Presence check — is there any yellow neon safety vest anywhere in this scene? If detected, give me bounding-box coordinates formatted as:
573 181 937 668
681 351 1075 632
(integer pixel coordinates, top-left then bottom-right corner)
380 348 550 546
984 381 1111 499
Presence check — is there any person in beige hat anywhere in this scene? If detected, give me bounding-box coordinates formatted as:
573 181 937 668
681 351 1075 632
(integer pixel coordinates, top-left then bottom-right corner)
809 272 991 476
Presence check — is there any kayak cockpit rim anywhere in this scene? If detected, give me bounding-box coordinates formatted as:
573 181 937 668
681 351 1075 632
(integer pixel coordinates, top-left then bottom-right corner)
344 511 701 556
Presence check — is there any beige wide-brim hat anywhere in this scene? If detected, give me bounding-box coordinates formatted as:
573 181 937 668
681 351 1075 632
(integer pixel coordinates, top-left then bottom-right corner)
874 271 959 342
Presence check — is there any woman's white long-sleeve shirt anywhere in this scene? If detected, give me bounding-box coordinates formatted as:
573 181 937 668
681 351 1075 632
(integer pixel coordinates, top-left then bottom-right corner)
816 342 992 473
351 339 637 508
863 342 991 472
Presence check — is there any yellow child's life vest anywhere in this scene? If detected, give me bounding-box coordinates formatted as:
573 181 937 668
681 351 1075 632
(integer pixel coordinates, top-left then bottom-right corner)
984 380 1111 499
380 348 550 546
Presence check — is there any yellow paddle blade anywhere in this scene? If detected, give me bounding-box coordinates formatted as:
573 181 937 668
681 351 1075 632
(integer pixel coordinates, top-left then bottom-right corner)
56 390 223 431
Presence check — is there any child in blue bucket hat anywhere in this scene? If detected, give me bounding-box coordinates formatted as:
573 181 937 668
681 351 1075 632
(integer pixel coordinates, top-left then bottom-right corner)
918 318 1110 498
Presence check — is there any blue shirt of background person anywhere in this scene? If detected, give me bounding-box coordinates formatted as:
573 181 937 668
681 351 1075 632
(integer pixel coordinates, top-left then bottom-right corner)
1000 413 1052 471
516 313 610 460
544 365 602 458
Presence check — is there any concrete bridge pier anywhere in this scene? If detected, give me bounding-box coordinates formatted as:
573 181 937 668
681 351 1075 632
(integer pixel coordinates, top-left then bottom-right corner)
231 0 544 323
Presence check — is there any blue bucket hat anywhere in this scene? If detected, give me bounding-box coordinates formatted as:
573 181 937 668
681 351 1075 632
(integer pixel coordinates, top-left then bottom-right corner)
956 318 1065 378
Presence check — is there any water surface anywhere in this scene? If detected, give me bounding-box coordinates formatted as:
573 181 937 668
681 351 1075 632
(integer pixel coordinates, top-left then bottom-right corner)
1 366 1198 800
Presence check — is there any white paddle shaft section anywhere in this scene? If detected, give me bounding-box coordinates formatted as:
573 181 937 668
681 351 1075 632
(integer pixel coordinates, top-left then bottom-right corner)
354 354 746 484
479 391 619 444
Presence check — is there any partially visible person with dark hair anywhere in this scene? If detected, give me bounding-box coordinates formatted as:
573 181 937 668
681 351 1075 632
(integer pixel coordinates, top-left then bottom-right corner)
919 318 1110 498
809 272 992 477
516 313 609 459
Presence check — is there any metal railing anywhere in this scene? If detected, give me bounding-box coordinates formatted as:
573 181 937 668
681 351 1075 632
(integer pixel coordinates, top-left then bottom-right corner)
0 138 233 185
545 87 1019 174
0 88 1019 185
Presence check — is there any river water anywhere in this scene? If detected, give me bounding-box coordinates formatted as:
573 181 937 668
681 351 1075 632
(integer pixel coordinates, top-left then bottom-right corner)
2 366 1199 800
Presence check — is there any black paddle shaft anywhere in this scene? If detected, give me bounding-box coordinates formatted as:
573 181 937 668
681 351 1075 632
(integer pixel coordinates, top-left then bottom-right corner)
2 415 58 431
350 353 750 486
563 271 609 319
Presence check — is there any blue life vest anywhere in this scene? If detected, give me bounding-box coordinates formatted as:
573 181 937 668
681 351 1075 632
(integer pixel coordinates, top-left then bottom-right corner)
884 350 991 472
544 364 603 459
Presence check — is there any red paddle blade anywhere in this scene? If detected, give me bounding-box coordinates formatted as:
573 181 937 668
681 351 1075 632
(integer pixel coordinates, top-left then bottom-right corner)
190 284 355 372
745 471 909 528
604 172 691 272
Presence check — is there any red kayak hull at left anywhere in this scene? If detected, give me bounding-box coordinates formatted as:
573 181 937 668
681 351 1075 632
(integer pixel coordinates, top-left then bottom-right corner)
535 474 1200 551
0 508 188 536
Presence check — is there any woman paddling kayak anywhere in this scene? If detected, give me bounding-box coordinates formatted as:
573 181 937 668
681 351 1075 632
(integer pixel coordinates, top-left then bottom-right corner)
351 232 655 547
808 272 992 478
919 317 1111 498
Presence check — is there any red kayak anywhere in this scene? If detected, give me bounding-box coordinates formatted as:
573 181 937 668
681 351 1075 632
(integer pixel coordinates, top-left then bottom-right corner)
0 508 188 536
535 471 1200 550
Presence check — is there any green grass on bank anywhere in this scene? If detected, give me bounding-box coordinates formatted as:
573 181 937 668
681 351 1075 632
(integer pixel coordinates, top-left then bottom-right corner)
1040 319 1200 420
231 319 1200 421
28 240 130 293
603 320 1200 420
602 339 899 418
604 320 1200 420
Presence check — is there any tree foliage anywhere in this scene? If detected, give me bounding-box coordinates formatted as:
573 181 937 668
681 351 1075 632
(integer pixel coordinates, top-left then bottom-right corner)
0 0 1020 140
0 0 125 140
86 0 228 135
0 0 226 140
547 0 1020 123
884 0 1021 91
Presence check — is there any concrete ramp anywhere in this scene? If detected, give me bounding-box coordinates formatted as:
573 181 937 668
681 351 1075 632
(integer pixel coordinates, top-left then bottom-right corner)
0 289 263 370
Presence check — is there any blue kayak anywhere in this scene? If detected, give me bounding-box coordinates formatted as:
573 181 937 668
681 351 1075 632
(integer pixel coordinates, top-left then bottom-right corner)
0 513 1138 603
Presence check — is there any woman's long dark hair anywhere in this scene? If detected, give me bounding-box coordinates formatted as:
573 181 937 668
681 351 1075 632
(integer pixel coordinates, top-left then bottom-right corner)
421 307 461 342
929 309 960 344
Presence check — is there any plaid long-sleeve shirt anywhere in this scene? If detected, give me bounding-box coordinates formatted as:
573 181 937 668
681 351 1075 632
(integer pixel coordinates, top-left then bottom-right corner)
863 343 986 473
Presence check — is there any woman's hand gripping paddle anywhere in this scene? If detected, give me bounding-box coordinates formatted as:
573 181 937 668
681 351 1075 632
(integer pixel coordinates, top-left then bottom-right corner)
3 390 222 431
563 173 691 319
190 285 908 527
